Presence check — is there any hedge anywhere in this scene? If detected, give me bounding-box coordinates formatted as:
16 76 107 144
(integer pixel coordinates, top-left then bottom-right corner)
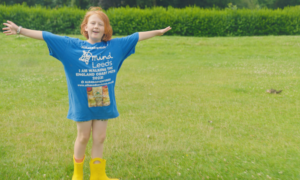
1 4 300 37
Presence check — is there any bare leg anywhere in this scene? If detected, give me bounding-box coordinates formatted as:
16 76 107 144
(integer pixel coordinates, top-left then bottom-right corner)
91 120 108 163
74 121 92 160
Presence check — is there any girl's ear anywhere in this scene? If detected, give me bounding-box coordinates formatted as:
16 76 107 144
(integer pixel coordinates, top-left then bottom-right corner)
84 24 88 32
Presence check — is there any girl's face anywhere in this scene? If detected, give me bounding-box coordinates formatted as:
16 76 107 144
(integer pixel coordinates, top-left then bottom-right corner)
85 14 105 44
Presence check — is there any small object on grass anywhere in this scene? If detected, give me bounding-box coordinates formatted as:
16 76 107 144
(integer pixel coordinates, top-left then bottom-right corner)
147 135 150 138
266 89 282 94
208 121 213 123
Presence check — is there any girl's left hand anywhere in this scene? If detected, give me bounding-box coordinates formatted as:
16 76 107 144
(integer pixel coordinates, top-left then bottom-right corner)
158 26 172 36
138 26 172 41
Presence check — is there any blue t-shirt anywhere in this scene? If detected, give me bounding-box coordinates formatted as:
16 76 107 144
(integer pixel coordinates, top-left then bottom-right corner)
42 31 139 122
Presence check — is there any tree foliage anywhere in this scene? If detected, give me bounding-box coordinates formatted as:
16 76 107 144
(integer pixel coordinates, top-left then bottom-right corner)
0 0 299 9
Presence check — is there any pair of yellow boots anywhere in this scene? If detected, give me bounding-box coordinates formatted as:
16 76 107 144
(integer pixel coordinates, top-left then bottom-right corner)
72 155 118 180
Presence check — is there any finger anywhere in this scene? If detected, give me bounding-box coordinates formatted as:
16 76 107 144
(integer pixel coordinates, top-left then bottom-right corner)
3 31 11 35
3 24 12 29
6 21 15 27
3 30 14 34
8 20 17 26
2 27 9 30
163 27 171 32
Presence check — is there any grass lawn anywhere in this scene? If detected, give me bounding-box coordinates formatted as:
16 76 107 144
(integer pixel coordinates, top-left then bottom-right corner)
0 32 300 180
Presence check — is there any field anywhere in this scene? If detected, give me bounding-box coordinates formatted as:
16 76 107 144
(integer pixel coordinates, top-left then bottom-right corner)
0 32 300 180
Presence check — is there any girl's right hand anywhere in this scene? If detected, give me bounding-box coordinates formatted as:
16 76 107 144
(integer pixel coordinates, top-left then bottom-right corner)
2 20 19 35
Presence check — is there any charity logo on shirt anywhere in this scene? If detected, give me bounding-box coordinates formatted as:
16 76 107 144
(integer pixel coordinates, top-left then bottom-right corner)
79 50 113 65
79 51 92 65
76 50 116 89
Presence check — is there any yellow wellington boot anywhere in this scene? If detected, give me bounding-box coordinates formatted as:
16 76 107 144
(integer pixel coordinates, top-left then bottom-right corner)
72 155 85 180
89 158 119 180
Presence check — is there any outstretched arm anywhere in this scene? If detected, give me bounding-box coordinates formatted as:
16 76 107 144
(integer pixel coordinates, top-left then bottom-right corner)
2 20 43 40
138 26 171 41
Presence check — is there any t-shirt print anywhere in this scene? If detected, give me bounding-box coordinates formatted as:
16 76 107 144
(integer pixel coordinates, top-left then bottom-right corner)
43 31 139 121
87 86 111 107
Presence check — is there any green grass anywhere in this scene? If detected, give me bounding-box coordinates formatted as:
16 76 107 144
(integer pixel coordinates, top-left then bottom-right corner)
1 33 300 180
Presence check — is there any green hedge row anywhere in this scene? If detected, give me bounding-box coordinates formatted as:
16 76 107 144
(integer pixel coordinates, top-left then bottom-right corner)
0 4 84 35
1 4 300 37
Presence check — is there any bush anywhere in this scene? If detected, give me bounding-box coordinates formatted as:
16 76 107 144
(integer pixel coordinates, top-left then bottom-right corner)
0 4 85 35
1 4 300 36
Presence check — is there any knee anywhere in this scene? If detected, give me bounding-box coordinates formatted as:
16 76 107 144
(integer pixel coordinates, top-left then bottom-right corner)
93 134 106 145
77 133 90 144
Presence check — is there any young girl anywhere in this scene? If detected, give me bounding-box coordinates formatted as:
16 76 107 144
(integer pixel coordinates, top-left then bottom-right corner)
2 7 171 180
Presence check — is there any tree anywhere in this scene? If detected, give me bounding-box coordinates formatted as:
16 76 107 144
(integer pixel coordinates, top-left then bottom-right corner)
231 0 260 9
1 0 300 9
272 0 300 8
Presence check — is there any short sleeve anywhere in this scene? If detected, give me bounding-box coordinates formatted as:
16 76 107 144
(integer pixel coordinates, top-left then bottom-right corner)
120 32 139 60
42 31 70 61
114 32 139 71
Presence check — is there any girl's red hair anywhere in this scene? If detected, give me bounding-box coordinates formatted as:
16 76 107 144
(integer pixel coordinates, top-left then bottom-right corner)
80 7 113 42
